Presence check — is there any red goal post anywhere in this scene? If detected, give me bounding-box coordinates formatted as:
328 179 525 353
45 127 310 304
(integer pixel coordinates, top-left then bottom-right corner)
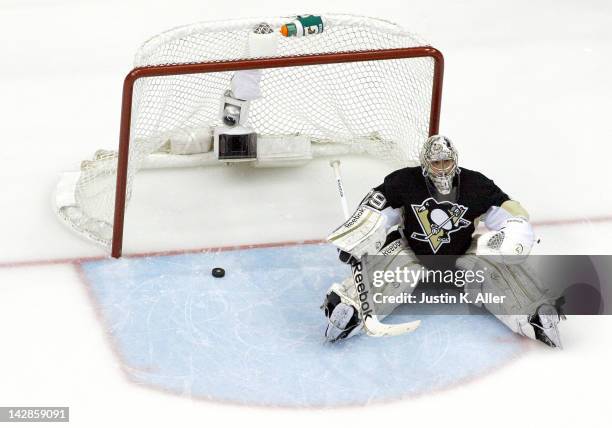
53 15 445 258
112 47 443 257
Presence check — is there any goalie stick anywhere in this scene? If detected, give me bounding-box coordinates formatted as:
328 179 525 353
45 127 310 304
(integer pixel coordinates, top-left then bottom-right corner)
329 160 421 337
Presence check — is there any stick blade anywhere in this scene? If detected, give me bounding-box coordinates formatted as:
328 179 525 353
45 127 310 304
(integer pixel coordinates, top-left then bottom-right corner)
363 316 421 337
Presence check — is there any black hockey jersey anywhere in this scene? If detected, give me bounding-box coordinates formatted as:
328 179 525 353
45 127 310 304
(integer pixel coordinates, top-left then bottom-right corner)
373 167 509 256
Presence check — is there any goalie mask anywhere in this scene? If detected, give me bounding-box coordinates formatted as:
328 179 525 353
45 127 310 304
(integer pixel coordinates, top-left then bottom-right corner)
419 135 459 195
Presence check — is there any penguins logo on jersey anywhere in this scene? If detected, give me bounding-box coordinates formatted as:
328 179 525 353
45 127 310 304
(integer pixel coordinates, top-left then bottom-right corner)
410 197 471 253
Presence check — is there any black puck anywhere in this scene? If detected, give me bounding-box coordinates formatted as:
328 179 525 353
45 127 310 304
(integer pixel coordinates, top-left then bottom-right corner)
212 267 225 278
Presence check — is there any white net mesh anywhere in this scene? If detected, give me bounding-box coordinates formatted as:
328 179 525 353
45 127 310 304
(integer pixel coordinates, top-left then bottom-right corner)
55 14 438 250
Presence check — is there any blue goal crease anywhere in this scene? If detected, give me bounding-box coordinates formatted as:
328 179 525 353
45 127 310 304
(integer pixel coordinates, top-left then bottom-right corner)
80 243 525 407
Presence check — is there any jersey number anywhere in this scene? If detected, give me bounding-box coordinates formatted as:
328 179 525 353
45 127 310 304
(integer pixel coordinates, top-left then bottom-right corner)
365 190 387 210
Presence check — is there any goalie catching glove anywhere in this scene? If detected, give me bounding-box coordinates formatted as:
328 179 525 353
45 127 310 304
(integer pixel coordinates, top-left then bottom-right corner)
477 217 536 263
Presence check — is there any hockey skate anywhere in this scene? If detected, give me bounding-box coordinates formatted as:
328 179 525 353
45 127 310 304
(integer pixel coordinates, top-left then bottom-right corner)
322 291 362 342
529 303 565 348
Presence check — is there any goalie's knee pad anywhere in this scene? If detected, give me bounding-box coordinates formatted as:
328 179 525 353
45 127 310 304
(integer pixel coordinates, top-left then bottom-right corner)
365 231 423 307
457 256 558 312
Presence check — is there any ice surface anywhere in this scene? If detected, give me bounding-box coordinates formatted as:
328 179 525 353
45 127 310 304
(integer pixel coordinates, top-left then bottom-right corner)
1 0 611 425
80 243 524 406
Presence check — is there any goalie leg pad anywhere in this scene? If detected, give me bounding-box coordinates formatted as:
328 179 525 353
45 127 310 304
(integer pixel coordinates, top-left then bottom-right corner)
362 232 424 321
457 256 557 314
323 231 423 341
456 255 564 347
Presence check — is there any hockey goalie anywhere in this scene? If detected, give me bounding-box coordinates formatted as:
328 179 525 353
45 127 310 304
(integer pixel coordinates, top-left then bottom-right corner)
323 135 565 348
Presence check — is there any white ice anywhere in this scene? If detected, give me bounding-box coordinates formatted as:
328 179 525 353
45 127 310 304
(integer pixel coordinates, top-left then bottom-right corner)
1 0 611 427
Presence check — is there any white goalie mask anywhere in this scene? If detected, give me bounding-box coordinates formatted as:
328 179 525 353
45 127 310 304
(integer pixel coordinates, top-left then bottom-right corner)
419 135 459 195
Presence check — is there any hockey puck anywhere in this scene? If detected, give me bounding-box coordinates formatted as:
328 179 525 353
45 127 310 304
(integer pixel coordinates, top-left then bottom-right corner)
212 267 225 278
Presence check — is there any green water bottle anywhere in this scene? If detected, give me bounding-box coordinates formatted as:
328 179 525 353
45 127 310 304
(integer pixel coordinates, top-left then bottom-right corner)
280 15 324 37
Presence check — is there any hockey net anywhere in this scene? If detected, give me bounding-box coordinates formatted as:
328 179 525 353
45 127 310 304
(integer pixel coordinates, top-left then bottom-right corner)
54 14 443 257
